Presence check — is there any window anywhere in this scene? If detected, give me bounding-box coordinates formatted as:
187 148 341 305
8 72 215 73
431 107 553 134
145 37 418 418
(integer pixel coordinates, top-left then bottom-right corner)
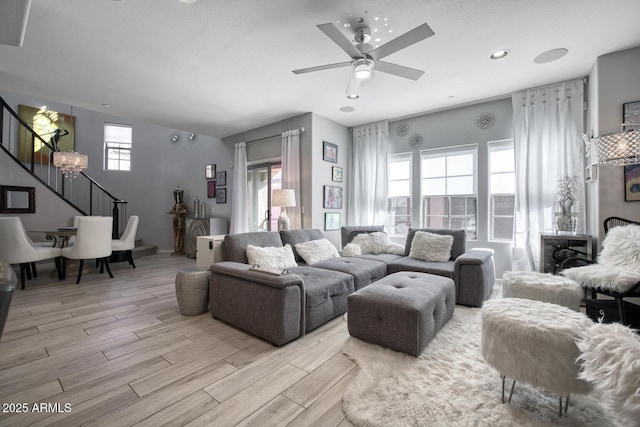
386 153 412 235
104 123 132 171
488 140 515 241
421 146 477 239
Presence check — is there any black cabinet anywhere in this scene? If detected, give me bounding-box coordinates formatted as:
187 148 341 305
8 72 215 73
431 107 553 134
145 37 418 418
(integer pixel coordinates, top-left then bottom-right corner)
540 234 593 274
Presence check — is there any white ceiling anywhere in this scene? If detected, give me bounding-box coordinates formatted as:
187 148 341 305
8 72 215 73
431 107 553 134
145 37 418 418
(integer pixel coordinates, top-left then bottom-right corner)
1 0 639 139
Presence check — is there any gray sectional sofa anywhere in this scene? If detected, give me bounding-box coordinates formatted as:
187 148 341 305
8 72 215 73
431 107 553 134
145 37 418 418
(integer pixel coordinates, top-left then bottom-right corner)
209 226 494 345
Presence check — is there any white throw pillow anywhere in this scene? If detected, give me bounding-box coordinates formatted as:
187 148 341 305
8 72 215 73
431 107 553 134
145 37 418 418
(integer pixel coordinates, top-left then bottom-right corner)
598 224 640 270
351 232 403 255
341 243 362 257
246 244 297 270
409 231 454 262
294 238 340 265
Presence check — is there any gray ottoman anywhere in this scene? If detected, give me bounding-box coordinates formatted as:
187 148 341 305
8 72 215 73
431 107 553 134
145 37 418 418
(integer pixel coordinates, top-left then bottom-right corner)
347 271 455 356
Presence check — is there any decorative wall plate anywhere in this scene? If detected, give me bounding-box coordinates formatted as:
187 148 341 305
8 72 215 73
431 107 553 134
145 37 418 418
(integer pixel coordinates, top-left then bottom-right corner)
396 122 409 136
409 134 423 148
476 112 495 129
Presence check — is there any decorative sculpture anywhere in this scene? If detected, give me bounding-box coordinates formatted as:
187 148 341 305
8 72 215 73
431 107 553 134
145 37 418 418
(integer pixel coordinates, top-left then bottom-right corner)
168 186 189 255
556 176 578 234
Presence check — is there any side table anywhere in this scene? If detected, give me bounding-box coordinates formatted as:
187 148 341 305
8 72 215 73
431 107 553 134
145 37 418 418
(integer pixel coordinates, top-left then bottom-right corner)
175 268 210 315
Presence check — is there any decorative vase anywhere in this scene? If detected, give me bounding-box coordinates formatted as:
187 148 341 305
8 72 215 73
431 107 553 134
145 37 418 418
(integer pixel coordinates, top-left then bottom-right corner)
555 176 578 234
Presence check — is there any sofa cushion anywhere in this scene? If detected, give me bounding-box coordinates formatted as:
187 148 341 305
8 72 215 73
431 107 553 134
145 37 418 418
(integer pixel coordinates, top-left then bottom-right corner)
313 257 387 290
351 232 405 255
294 238 340 265
223 231 283 263
354 253 403 264
404 228 466 260
280 229 325 263
340 225 384 249
409 231 454 262
246 244 298 270
387 257 455 279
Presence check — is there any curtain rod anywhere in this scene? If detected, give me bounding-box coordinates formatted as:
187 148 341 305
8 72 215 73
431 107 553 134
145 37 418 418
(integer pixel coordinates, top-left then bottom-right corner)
246 127 305 145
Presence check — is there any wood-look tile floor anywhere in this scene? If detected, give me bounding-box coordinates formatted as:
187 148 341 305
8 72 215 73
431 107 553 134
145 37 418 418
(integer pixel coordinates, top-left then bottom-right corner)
0 254 356 427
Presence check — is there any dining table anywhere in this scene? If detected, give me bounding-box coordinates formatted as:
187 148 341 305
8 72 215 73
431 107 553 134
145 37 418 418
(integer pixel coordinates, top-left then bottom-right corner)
31 228 92 277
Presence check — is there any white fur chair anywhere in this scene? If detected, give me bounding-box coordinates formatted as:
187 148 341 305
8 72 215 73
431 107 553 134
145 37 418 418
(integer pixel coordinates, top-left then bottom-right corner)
562 223 640 326
111 215 139 268
577 322 640 426
61 216 113 284
0 217 63 289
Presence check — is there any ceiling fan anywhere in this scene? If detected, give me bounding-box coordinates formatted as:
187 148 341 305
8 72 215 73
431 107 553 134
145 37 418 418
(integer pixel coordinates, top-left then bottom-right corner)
293 21 435 99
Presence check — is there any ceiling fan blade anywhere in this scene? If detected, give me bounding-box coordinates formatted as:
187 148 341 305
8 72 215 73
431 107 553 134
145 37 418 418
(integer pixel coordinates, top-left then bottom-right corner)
345 75 361 98
369 23 434 61
376 61 425 81
317 23 363 59
292 61 352 75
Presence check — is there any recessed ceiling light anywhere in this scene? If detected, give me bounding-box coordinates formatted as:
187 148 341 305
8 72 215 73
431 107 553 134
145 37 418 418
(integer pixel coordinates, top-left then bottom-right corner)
346 93 359 100
388 29 393 33
374 17 379 21
340 106 355 112
490 49 510 59
102 104 111 109
176 0 197 3
533 48 568 64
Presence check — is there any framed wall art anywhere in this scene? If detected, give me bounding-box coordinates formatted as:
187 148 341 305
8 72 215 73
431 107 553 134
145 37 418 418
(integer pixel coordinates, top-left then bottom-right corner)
324 212 341 231
323 141 338 163
215 188 227 204
205 164 216 180
207 181 216 198
216 171 226 186
332 166 343 182
323 185 343 209
18 105 76 163
623 101 640 131
0 185 35 213
624 163 640 201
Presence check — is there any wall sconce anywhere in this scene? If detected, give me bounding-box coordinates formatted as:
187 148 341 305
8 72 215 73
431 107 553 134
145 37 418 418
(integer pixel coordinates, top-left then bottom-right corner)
586 123 640 166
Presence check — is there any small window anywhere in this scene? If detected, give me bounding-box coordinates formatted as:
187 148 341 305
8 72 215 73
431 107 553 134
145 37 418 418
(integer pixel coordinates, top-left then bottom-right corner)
488 140 515 241
104 123 132 171
420 146 478 239
386 153 412 236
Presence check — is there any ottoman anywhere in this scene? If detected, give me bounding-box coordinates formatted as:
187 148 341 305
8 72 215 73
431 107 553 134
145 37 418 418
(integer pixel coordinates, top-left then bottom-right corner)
175 268 210 315
347 271 455 357
481 298 592 416
502 271 582 311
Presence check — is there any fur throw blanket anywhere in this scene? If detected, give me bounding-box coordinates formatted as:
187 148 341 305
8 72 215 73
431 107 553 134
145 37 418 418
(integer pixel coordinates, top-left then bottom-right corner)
561 224 640 293
346 232 405 255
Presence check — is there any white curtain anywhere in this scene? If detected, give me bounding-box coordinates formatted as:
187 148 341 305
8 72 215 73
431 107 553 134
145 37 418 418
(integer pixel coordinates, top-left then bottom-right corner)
348 121 389 226
230 142 248 234
281 129 301 229
512 79 585 271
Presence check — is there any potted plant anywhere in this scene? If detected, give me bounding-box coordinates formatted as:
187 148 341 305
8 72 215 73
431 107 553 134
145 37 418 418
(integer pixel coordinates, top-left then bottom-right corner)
556 176 578 234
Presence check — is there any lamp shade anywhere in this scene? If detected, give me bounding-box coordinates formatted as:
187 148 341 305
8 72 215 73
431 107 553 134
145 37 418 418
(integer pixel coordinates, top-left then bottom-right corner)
589 129 640 166
272 189 296 207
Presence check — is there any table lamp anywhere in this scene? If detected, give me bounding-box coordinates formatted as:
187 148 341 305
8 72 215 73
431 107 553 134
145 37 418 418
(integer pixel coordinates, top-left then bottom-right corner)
272 189 296 231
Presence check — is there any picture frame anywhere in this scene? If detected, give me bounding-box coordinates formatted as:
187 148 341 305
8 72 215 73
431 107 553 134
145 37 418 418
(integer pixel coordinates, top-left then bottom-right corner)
623 101 640 131
332 166 343 182
207 181 216 198
18 105 76 164
215 188 227 204
216 171 226 186
323 185 343 209
324 212 341 231
624 163 640 201
205 164 216 180
323 141 338 163
0 185 35 213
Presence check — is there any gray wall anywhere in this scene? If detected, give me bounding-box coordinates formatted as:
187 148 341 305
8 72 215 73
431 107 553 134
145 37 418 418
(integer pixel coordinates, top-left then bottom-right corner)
0 89 232 251
588 46 640 243
388 98 514 277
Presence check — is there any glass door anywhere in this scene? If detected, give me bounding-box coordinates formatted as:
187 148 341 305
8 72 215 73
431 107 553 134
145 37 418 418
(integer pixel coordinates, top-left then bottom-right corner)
247 163 281 231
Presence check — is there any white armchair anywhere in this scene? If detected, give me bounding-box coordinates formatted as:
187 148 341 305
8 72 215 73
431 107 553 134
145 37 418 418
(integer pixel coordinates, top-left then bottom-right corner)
0 217 63 289
61 216 113 284
111 215 139 268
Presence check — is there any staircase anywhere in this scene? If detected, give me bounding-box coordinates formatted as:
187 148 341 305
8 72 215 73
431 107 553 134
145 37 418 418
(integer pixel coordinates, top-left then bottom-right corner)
0 95 156 258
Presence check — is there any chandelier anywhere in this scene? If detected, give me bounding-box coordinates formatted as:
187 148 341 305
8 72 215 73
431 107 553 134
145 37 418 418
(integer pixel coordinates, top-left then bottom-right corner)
587 124 640 166
53 151 88 178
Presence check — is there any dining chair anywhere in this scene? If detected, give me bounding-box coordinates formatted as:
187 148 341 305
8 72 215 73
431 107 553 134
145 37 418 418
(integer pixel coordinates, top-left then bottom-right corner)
0 217 63 289
61 216 113 284
65 215 83 246
111 215 139 268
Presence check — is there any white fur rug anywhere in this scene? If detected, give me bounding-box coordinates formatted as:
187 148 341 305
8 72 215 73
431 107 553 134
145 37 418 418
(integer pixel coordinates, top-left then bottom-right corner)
341 306 614 427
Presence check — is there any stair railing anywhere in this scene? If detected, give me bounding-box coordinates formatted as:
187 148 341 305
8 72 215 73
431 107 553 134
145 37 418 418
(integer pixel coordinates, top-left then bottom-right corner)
0 96 126 237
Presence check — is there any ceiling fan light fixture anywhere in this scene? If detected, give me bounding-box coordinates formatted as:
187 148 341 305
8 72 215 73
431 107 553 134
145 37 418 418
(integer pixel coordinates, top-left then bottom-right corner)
353 58 374 79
